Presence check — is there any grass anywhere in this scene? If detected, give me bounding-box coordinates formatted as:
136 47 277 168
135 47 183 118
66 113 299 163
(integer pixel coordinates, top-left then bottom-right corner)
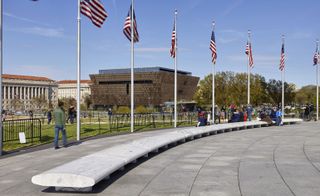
3 118 197 152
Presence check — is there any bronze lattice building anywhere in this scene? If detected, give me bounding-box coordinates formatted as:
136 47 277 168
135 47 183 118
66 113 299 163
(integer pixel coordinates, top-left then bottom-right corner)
90 67 199 108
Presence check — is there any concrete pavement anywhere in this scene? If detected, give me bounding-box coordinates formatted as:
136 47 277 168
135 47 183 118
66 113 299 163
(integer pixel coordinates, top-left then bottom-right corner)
0 122 320 196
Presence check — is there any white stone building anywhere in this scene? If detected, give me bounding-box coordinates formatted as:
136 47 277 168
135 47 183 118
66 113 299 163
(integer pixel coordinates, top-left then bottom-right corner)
57 80 91 103
2 74 58 111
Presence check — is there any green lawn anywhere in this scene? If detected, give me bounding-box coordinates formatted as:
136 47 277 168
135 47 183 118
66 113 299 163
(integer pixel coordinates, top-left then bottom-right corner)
3 117 197 152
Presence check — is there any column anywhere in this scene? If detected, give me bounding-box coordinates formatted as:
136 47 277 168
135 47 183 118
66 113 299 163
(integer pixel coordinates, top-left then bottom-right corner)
22 87 25 100
11 86 14 99
15 86 17 99
31 87 34 99
4 85 6 100
8 86 10 99
45 87 48 100
19 86 22 99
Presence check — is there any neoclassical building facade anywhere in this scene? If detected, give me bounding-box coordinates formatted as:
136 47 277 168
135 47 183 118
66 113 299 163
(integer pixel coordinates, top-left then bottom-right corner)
57 80 91 103
2 74 58 111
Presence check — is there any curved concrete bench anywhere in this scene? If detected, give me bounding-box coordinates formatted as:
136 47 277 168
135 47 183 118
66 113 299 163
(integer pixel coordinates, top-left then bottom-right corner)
282 118 303 124
31 121 268 191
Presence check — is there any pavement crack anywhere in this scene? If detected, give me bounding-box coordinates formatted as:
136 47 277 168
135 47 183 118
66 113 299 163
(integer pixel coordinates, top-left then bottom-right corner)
137 139 211 196
188 150 218 196
237 134 274 196
273 143 296 196
302 133 320 174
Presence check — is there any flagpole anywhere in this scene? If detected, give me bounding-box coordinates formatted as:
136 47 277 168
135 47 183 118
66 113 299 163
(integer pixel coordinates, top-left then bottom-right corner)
212 21 215 125
316 39 319 121
174 9 177 128
0 0 3 156
281 35 285 120
247 30 251 105
76 0 81 141
130 0 135 132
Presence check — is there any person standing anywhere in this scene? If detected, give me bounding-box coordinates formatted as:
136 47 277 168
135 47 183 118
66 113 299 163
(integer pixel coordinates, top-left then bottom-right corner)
47 110 52 124
53 101 67 149
276 108 282 126
246 105 253 121
304 104 310 121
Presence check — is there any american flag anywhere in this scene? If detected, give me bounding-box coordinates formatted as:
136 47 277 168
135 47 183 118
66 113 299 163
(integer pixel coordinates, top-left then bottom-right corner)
314 43 319 65
170 22 176 58
279 43 285 71
123 5 139 42
210 30 217 64
245 41 254 67
80 0 108 28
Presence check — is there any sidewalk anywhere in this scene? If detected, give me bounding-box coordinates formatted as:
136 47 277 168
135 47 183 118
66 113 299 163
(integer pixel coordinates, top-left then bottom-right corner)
0 122 319 196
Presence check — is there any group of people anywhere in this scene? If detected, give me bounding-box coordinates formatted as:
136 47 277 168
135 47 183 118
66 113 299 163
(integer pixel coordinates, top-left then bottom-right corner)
258 106 283 126
46 106 76 125
228 105 253 123
196 104 284 127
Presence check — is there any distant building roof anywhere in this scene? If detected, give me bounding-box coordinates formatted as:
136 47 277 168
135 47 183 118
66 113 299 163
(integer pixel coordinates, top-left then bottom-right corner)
99 67 192 76
3 74 53 82
58 80 92 84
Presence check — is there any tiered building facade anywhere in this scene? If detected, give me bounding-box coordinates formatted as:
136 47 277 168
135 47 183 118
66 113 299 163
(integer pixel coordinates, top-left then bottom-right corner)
90 67 199 108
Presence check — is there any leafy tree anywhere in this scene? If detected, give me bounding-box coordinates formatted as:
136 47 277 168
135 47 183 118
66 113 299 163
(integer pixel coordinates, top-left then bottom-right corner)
266 79 296 106
250 74 270 105
31 95 48 111
11 97 23 111
84 94 92 109
193 71 271 108
193 74 213 108
116 106 130 114
59 97 76 111
295 85 316 105
135 105 148 113
228 72 247 106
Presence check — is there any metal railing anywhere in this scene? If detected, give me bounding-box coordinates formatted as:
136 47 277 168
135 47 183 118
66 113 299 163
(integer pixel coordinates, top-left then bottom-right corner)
108 112 198 131
2 118 42 142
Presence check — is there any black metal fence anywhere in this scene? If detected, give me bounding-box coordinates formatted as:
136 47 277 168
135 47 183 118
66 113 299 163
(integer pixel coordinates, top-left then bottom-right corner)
108 112 198 131
2 118 42 142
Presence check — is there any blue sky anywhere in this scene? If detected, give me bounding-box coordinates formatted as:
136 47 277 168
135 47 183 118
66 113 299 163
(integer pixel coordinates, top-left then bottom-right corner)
3 0 320 88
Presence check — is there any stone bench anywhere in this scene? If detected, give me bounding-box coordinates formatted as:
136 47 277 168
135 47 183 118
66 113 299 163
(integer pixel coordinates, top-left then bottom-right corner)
31 121 268 192
282 118 303 125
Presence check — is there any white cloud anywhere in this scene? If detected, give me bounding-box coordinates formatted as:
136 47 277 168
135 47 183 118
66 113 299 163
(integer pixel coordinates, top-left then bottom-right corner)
228 54 280 67
11 27 65 38
4 12 50 26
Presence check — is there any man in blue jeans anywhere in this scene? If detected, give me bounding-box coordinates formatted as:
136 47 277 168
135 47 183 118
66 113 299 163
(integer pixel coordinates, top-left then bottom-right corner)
276 108 282 126
53 101 67 149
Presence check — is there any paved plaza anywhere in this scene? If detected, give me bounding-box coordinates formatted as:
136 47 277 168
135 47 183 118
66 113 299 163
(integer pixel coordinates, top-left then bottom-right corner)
0 122 320 196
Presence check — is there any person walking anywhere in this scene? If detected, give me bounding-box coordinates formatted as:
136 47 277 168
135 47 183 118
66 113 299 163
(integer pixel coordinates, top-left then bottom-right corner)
53 101 67 149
